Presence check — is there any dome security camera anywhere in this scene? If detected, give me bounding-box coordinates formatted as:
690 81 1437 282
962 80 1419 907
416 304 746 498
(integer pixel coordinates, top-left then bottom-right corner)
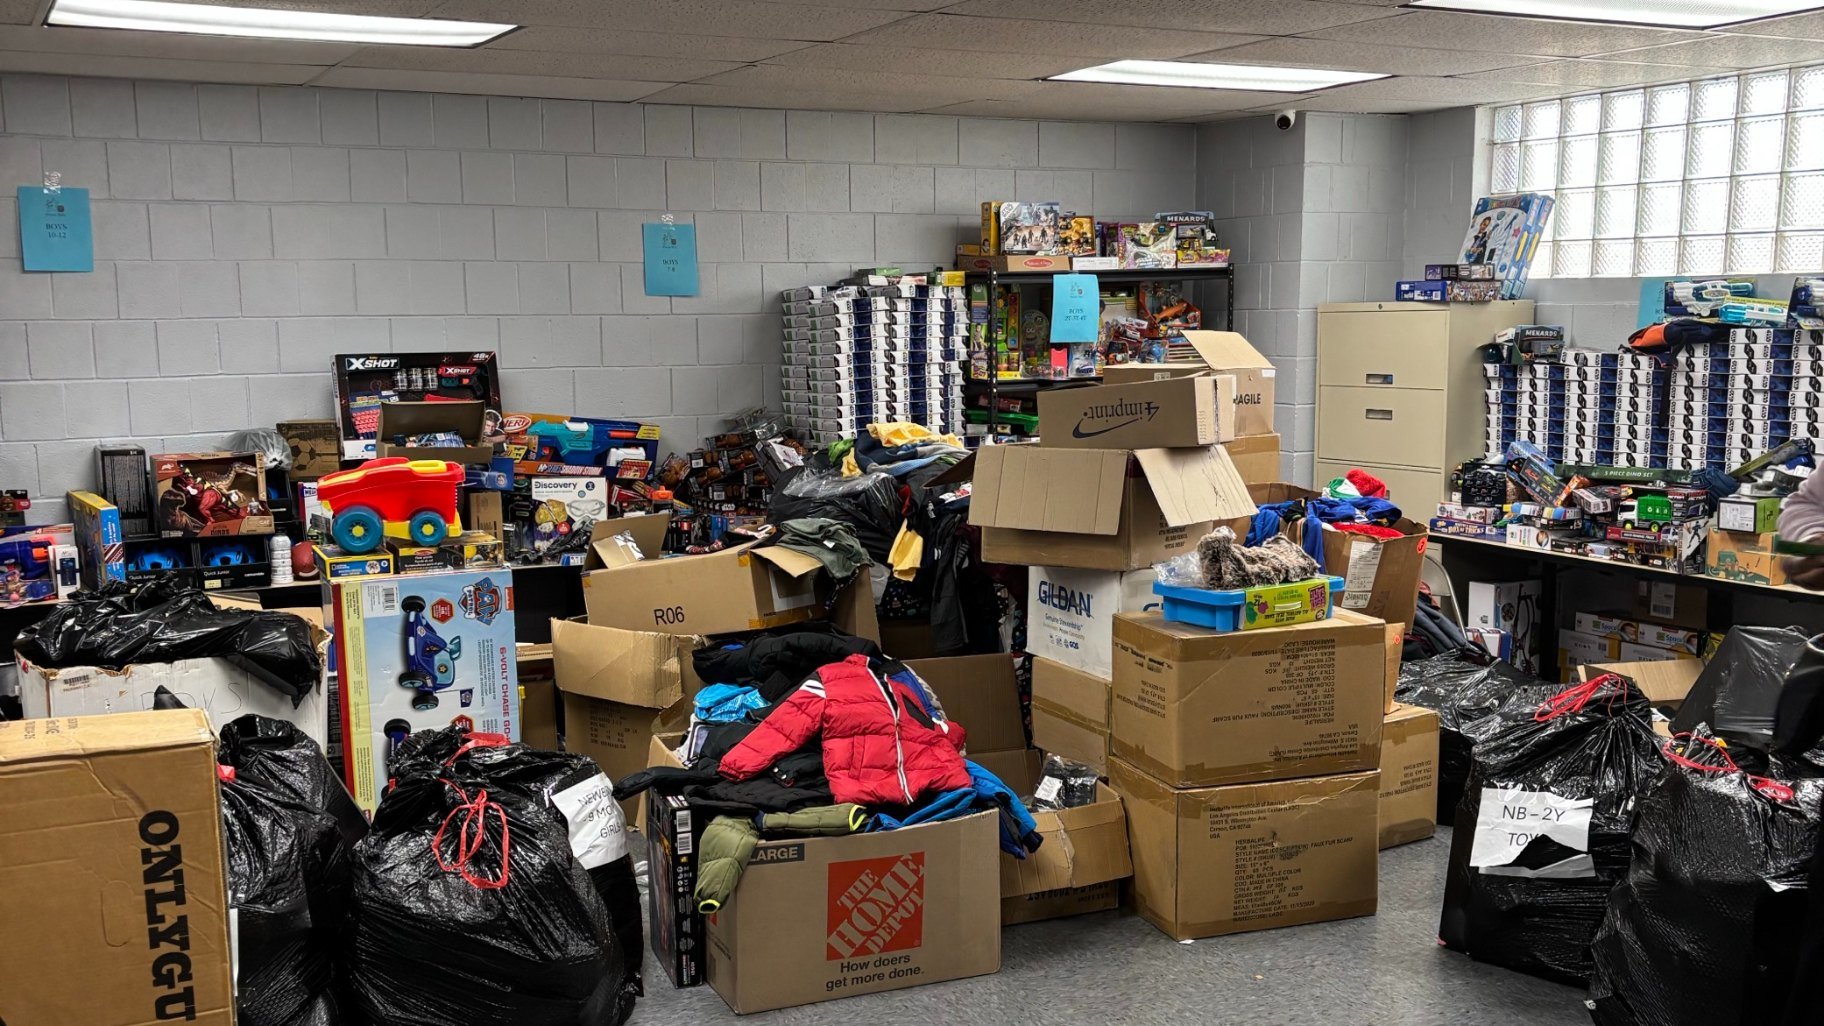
1275 110 1298 131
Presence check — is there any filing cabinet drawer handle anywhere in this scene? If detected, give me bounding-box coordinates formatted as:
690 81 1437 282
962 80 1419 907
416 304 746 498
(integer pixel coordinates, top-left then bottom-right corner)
1365 373 1394 385
1365 408 1394 421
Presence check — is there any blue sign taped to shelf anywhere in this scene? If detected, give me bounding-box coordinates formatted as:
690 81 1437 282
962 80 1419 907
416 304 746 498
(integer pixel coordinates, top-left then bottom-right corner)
1050 272 1099 344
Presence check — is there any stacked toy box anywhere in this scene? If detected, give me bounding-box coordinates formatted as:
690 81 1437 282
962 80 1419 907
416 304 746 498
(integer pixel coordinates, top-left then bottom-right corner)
887 282 967 438
1481 361 1518 455
1789 328 1824 447
1510 360 1566 461
1668 327 1790 470
780 280 966 444
1484 350 1667 466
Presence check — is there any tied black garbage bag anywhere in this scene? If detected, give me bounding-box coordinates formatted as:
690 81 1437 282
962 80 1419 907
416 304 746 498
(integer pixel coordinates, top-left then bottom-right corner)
1672 625 1811 750
16 579 321 703
1395 647 1561 821
768 467 903 563
349 729 638 1026
218 714 362 1026
1589 729 1822 1026
1438 673 1665 987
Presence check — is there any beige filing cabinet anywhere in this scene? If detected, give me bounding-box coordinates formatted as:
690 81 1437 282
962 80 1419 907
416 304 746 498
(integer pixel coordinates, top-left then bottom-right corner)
1316 300 1534 510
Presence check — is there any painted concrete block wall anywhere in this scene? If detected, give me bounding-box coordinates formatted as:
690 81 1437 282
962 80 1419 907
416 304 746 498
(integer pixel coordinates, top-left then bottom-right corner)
0 74 1195 520
1401 107 1482 277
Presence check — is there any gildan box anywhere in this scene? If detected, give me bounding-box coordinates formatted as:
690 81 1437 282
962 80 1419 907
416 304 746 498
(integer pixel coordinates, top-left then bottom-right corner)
1026 565 1157 678
1110 609 1387 788
1030 656 1113 775
1111 759 1379 941
1220 432 1281 484
0 709 233 1026
705 811 1001 1013
1379 704 1440 849
970 443 1256 572
1101 330 1278 437
1036 375 1236 449
581 539 880 639
331 568 519 813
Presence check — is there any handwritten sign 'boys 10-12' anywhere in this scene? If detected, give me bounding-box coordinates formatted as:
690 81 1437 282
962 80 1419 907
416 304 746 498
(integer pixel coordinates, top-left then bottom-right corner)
642 222 699 297
17 186 93 272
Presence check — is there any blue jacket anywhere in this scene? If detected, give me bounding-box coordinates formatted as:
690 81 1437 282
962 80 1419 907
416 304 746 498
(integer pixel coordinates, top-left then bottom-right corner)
869 759 1043 859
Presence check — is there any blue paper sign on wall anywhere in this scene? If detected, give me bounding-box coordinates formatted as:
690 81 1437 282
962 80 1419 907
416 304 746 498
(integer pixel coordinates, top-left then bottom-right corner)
642 222 699 297
17 186 93 272
1050 272 1100 344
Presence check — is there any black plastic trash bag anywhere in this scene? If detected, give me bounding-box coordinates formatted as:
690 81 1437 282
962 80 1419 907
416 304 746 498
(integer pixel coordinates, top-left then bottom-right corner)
1438 673 1665 987
1672 625 1812 749
16 580 321 703
768 467 903 563
1589 729 1822 1026
348 729 637 1026
1395 647 1561 821
218 715 362 1026
220 714 368 848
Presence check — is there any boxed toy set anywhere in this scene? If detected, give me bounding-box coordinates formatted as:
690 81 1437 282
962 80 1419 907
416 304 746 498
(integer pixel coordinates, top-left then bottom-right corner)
95 445 154 538
331 351 504 461
152 452 273 538
0 523 79 605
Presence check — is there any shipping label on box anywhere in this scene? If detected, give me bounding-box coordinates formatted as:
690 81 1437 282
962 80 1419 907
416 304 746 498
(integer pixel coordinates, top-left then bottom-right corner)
1026 565 1157 678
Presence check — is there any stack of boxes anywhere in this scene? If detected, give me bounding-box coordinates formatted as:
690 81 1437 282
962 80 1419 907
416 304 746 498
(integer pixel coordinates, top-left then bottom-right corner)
1483 351 1669 466
1667 332 1784 471
1793 329 1824 445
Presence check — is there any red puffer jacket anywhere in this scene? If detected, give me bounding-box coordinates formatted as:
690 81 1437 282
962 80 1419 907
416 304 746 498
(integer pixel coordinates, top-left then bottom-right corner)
718 655 970 806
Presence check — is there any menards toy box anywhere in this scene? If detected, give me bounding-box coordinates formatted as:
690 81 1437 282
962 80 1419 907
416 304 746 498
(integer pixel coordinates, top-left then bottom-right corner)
331 567 519 813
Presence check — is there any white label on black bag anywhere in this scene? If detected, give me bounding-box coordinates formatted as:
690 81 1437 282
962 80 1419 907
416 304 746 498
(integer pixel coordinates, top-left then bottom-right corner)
550 772 627 869
1469 787 1595 879
1342 539 1383 610
1034 776 1063 804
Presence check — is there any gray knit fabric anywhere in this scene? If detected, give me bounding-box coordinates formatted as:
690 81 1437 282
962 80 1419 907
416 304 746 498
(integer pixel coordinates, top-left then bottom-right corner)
1196 526 1322 589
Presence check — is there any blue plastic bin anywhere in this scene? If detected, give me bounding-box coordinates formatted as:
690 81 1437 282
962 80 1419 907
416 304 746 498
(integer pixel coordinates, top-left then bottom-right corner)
1151 576 1346 632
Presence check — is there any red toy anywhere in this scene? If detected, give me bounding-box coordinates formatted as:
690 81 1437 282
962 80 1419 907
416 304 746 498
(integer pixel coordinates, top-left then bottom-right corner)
318 457 464 554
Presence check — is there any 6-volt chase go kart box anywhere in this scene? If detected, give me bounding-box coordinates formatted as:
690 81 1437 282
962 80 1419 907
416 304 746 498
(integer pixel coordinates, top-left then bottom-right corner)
330 567 519 813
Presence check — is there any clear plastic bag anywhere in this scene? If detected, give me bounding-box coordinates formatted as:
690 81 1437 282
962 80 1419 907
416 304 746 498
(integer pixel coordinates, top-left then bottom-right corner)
1028 754 1099 812
1153 551 1206 588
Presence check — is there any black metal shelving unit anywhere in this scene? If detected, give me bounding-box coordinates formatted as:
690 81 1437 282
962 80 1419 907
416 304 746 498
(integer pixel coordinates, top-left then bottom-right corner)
962 264 1237 441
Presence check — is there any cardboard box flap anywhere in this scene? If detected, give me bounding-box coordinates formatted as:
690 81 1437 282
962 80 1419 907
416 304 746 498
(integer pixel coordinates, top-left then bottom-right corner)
551 617 701 708
1175 330 1275 371
1134 446 1257 526
969 445 1128 536
1582 659 1705 704
0 708 213 762
585 511 673 569
1013 783 1132 891
749 544 827 579
927 451 975 487
908 654 1026 755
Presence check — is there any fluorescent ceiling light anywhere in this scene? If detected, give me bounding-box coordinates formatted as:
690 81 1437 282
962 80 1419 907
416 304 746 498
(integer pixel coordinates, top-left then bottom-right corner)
47 0 516 46
1048 59 1388 92
1402 0 1824 29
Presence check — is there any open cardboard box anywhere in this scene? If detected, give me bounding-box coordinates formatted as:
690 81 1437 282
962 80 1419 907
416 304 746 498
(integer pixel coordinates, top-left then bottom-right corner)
583 510 673 569
374 400 495 465
1578 658 1706 738
1101 330 1278 437
1221 481 1428 627
1030 656 1114 776
1035 374 1236 450
581 538 879 640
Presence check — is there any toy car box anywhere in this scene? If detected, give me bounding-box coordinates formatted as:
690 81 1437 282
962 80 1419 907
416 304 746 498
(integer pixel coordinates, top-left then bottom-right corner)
68 490 126 591
386 530 505 574
330 567 520 814
152 452 274 538
320 546 396 580
95 445 154 538
373 400 495 466
332 352 503 461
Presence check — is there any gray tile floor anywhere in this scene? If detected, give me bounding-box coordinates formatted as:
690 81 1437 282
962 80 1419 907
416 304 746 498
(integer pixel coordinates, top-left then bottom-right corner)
632 828 1591 1024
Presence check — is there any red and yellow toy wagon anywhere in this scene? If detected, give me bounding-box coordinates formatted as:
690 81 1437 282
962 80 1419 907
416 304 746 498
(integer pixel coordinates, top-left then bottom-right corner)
318 457 464 554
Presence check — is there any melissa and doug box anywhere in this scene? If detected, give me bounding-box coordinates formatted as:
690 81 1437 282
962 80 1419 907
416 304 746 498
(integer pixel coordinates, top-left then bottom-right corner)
331 567 520 813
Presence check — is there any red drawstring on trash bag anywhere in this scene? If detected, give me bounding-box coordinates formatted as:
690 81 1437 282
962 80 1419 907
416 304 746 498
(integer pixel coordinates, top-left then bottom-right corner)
443 731 512 766
1535 673 1633 722
433 781 511 890
1661 731 1797 803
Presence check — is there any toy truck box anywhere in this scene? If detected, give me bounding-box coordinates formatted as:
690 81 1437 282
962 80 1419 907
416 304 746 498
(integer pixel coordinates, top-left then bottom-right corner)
330 567 520 813
152 452 274 538
332 352 504 461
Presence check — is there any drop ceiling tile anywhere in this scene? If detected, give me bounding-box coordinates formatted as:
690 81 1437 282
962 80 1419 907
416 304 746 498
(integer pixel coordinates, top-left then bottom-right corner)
487 26 812 62
918 97 1221 120
0 26 356 63
0 51 323 84
638 82 929 111
694 63 1044 103
763 42 1104 79
1600 34 1824 68
1250 96 1460 113
428 0 914 39
841 13 1265 57
1722 10 1824 40
1186 36 1549 75
1313 75 1561 102
0 0 37 24
1466 58 1712 87
343 44 740 82
165 0 445 11
309 65 672 101
942 0 1402 35
1302 11 1702 58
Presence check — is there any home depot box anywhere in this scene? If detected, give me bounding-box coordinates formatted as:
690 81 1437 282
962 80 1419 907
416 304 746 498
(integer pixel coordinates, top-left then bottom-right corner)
1026 564 1157 678
1110 609 1387 788
0 709 234 1026
970 443 1256 572
1036 374 1236 449
1111 759 1379 941
581 539 879 639
1378 703 1439 849
704 811 1000 1013
1101 330 1278 437
1031 656 1113 775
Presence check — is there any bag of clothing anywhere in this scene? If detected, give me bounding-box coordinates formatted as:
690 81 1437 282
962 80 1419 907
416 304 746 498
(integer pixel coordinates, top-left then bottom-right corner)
1394 647 1560 820
1672 625 1811 749
768 467 903 563
218 715 361 1026
348 730 637 1026
1438 673 1665 986
1589 729 1822 1026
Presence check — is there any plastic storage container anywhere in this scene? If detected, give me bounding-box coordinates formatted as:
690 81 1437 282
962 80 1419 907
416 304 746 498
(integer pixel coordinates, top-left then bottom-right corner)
1152 576 1345 632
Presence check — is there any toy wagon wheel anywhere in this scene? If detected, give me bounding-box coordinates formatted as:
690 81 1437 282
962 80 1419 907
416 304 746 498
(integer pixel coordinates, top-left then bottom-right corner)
400 594 425 613
333 505 384 553
408 509 450 546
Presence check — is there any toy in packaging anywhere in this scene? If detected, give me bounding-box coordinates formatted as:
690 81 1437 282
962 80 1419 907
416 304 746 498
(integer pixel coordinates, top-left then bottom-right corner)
1788 277 1824 329
331 352 503 461
1118 222 1178 269
388 530 505 575
1155 211 1227 266
153 452 273 537
67 490 125 590
318 457 464 554
96 446 152 537
0 523 78 605
1459 194 1553 300
1057 214 1097 257
1139 281 1200 337
500 412 661 477
121 537 192 585
979 201 1001 254
196 536 271 590
331 567 520 813
997 201 1062 255
523 477 609 558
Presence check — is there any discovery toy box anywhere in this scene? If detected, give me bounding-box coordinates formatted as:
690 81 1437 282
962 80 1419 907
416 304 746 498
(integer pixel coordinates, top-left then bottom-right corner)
331 567 520 813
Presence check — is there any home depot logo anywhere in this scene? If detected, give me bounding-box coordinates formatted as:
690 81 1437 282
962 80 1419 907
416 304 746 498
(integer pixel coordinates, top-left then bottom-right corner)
825 853 924 959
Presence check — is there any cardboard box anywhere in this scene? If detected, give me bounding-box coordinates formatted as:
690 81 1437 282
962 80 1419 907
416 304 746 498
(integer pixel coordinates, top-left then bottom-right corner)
1571 611 1710 655
1466 580 1544 675
278 419 343 479
518 644 560 750
584 510 673 569
1559 629 1619 675
0 709 233 1026
1717 494 1781 534
1322 520 1429 627
648 789 708 988
1101 331 1278 437
1706 529 1791 588
1036 375 1236 449
1001 881 1121 925
954 250 1073 273
1112 759 1379 941
1384 622 1404 713
1110 608 1387 788
321 545 397 579
1580 658 1706 737
374 399 495 465
1378 704 1440 849
152 451 275 538
970 444 1256 572
16 628 332 749
68 489 127 590
581 539 878 638
1026 564 1157 679
1031 656 1113 775
331 568 519 813
1220 432 1281 483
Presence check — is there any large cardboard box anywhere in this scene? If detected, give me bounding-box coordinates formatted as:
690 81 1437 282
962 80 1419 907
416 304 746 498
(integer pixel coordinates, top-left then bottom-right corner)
1324 519 1429 627
374 399 494 465
1101 330 1278 437
1110 609 1387 788
1026 564 1157 678
1220 432 1281 484
705 811 1001 1013
1378 704 1440 849
1031 656 1113 775
1707 529 1791 587
970 443 1256 572
0 709 234 1026
1580 658 1706 737
581 539 879 639
1112 759 1379 941
1036 374 1236 449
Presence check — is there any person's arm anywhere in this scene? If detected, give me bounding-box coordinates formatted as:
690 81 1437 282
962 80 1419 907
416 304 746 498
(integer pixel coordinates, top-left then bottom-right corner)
1779 470 1824 589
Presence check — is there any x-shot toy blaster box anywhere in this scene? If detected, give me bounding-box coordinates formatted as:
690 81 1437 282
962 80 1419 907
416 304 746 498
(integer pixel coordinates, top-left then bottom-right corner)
500 411 660 479
332 352 504 461
330 567 520 814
